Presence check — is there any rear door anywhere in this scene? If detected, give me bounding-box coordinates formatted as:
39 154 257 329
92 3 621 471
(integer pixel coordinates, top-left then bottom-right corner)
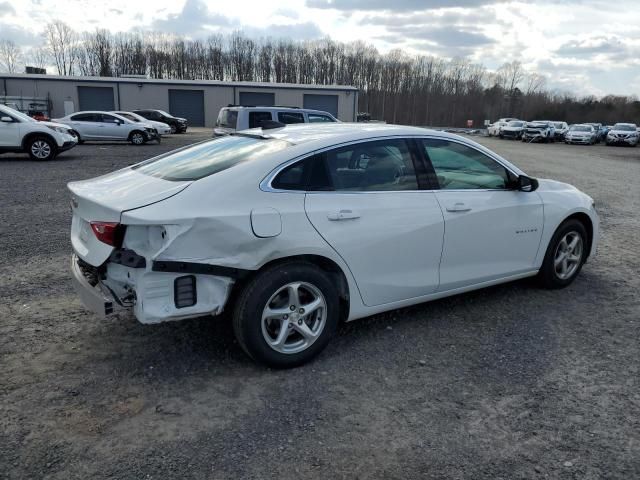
302 138 445 306
420 137 544 291
70 113 100 139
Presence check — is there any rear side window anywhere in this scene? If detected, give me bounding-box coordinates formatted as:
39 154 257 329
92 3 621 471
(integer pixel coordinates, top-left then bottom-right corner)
308 113 334 123
217 109 238 129
134 135 291 181
272 156 331 191
71 113 96 122
278 112 305 124
249 111 273 129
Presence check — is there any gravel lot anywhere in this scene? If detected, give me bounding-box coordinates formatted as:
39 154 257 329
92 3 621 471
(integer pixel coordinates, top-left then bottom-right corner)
1 129 639 479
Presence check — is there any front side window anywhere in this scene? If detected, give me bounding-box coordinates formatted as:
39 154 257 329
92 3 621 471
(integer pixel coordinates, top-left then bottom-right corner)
101 114 120 124
134 135 291 181
422 139 511 190
308 113 335 123
248 111 273 129
278 112 305 124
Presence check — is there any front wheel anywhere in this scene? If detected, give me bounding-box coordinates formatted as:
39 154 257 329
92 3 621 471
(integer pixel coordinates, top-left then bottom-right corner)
27 137 56 161
130 131 146 145
169 124 177 134
538 219 588 289
233 262 339 368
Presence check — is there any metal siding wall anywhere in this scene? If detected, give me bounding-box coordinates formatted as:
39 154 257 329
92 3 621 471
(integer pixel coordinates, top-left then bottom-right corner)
77 86 115 111
168 89 205 126
238 91 275 106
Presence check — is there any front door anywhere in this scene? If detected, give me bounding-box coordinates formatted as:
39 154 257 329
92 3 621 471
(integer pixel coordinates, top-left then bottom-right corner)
0 117 20 147
304 138 445 306
420 138 544 291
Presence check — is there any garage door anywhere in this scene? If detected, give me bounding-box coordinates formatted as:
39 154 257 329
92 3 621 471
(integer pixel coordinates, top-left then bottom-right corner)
77 86 114 111
303 94 339 117
168 89 205 126
239 92 275 107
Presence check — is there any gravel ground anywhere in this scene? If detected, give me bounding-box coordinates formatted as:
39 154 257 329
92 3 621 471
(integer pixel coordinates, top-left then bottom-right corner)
1 129 639 479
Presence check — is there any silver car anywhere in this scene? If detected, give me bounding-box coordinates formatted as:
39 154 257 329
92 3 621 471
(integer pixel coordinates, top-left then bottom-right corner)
54 111 159 145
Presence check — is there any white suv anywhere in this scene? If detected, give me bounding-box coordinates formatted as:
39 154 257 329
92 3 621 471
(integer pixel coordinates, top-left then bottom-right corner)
0 104 77 160
213 106 338 136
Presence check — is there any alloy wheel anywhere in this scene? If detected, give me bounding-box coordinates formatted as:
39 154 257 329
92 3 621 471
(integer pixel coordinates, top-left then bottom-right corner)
31 140 51 159
554 231 583 280
131 133 144 144
261 282 327 354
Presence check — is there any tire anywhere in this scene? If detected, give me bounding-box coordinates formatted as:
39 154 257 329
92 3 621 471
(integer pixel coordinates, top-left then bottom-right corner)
27 136 56 161
129 131 146 145
69 130 83 144
233 261 340 368
169 124 177 134
538 219 588 289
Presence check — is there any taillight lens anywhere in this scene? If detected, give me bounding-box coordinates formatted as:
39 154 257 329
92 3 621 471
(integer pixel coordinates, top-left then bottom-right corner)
90 222 124 247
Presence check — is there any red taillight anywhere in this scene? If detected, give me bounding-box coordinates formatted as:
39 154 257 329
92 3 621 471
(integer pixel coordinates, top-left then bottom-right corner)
90 221 124 247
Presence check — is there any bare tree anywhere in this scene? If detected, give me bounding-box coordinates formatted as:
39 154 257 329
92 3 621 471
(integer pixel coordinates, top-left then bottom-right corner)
45 21 77 75
0 39 21 73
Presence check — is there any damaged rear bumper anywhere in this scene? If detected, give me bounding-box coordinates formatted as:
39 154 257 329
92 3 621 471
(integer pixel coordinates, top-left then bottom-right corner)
71 252 237 324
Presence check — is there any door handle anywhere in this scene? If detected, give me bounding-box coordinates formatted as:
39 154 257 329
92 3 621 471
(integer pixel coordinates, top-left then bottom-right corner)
327 209 360 221
446 202 472 213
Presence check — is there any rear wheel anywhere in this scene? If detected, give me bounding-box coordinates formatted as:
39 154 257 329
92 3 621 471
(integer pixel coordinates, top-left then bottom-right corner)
233 262 339 368
27 136 56 161
538 219 588 289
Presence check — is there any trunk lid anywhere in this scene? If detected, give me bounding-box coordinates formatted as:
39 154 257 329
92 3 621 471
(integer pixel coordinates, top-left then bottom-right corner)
68 168 190 265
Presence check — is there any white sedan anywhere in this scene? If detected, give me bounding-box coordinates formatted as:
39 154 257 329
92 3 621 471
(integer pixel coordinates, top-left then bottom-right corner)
112 111 172 136
69 123 599 367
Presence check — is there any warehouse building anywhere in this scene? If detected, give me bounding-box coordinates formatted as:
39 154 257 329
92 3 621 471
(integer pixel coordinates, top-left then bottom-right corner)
0 73 358 127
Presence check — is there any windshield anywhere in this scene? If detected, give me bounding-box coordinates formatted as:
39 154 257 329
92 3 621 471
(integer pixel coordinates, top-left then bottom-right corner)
118 113 140 122
156 110 172 117
217 109 238 129
571 126 592 132
553 122 565 128
1 105 36 123
133 135 291 181
508 121 524 127
613 124 636 131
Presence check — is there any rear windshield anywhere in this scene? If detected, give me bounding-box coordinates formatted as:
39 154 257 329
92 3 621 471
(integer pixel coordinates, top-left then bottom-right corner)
217 109 238 129
133 135 290 181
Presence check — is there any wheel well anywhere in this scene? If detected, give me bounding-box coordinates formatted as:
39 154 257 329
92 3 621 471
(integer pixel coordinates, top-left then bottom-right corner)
21 132 57 150
234 255 351 322
564 212 594 256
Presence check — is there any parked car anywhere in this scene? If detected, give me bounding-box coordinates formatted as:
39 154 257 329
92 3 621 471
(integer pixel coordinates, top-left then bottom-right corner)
551 121 569 140
585 123 608 142
564 124 597 145
69 123 599 367
54 111 159 145
213 106 338 136
605 123 638 146
487 121 508 136
499 120 526 140
133 109 187 134
0 104 77 160
522 121 556 143
112 111 171 136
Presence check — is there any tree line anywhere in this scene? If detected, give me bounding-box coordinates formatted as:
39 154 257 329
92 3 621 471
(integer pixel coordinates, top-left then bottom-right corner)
1 21 639 126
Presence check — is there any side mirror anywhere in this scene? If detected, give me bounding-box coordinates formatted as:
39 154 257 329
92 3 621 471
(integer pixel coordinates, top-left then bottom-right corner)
1 116 13 123
518 175 539 192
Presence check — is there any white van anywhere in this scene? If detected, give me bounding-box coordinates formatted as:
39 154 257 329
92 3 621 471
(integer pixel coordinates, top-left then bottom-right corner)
213 106 338 136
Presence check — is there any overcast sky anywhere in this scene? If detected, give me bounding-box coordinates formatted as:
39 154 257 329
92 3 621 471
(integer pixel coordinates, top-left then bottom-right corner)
1 0 639 96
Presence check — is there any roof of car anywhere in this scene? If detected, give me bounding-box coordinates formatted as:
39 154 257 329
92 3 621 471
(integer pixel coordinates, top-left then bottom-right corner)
241 123 487 154
224 106 335 115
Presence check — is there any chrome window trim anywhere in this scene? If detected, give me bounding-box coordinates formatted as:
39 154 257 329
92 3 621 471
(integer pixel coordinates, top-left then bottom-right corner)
259 134 522 194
